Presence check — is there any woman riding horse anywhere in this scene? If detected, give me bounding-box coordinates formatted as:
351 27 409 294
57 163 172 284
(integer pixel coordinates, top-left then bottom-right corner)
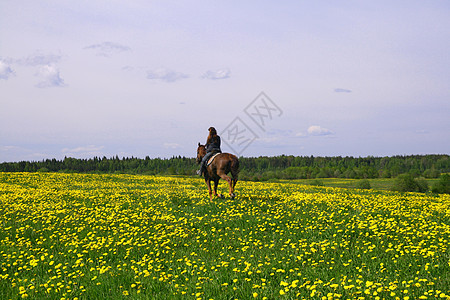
196 136 239 200
197 127 222 176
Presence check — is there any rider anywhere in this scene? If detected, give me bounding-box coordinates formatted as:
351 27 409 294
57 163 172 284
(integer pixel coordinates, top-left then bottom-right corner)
198 127 222 176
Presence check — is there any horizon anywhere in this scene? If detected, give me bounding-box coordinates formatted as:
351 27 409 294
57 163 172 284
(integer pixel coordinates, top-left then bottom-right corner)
2 153 449 165
1 1 449 162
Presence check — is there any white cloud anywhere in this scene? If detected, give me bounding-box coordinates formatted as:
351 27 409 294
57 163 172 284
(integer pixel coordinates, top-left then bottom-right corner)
62 145 104 157
415 129 429 134
295 126 334 137
84 42 131 57
122 65 134 71
266 129 293 136
1 53 65 85
62 145 104 153
202 68 231 80
163 143 182 149
1 145 20 152
0 145 50 162
334 88 352 93
307 125 334 136
35 65 66 88
0 60 14 79
147 68 189 83
20 53 62 66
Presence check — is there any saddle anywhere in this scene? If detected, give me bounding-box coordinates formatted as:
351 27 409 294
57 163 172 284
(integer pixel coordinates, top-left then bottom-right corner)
206 153 221 166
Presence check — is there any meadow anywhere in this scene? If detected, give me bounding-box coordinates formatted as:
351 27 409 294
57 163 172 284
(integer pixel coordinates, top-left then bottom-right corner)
266 178 440 191
0 172 449 299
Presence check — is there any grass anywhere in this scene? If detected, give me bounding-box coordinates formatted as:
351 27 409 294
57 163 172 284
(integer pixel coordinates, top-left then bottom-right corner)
0 172 449 299
267 177 440 191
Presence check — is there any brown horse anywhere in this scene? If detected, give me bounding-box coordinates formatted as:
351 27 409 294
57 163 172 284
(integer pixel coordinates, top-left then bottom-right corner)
196 143 239 200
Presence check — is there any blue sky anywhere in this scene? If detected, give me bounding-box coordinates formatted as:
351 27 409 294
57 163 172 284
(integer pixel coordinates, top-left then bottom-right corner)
1 1 449 162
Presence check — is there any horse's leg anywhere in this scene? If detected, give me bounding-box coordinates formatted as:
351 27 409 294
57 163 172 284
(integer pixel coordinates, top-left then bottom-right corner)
230 157 239 199
205 178 213 200
229 178 237 199
231 177 237 197
213 179 222 198
230 170 238 191
217 172 233 198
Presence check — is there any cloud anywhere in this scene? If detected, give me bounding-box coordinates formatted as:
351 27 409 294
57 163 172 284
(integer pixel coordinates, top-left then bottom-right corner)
84 42 131 57
121 65 134 71
295 126 333 137
62 145 104 153
307 125 334 136
334 88 352 93
20 53 62 66
146 68 189 83
163 143 182 149
202 68 231 80
415 129 429 134
2 52 62 67
0 145 49 162
0 60 14 79
266 129 293 137
1 53 65 86
1 145 21 152
62 145 104 157
35 65 66 88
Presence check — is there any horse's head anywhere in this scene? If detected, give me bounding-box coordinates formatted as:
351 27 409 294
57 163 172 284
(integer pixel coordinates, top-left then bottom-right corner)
196 143 206 163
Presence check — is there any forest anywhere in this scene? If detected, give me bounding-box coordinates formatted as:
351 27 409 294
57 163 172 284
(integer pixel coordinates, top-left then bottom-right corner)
0 154 448 181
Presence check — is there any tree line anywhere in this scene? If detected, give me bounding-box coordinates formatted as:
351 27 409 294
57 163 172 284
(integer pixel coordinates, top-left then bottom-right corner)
0 154 448 180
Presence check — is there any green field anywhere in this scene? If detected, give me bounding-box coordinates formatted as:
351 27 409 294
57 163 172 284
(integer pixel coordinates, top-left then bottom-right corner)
1 173 449 299
266 178 440 191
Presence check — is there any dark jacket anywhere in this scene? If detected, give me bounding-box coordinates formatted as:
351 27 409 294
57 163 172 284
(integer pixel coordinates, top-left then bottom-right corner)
206 135 221 153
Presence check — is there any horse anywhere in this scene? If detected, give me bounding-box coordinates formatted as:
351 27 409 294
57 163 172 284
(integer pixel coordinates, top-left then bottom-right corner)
196 143 239 200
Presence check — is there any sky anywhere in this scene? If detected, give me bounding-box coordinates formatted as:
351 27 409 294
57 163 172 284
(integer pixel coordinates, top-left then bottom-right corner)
1 1 449 162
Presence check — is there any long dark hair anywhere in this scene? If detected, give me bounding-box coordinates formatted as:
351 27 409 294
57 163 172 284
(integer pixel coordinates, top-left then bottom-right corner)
206 127 218 144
